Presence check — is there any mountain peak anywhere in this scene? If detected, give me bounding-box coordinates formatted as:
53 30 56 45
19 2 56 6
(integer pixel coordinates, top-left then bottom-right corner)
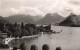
5 14 35 24
52 13 61 17
59 13 80 26
38 13 64 24
69 13 76 17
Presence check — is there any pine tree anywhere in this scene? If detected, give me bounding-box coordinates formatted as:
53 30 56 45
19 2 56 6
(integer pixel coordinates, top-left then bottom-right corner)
21 22 24 29
21 22 24 36
20 42 26 50
15 22 17 27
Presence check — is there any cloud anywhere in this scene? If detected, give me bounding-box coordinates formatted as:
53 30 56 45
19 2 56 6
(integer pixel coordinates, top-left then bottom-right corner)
69 0 80 5
1 6 44 16
44 0 80 17
1 0 80 17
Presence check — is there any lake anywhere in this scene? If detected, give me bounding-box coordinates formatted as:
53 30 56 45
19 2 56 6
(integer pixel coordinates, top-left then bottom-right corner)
9 26 80 50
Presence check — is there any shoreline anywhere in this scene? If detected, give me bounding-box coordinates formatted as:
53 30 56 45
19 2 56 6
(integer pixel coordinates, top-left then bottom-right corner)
4 34 42 45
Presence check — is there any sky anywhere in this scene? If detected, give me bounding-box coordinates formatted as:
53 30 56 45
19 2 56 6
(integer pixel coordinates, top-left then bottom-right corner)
0 0 80 17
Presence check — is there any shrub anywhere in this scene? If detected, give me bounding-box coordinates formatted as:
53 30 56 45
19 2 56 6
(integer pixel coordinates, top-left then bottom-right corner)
20 42 26 50
4 44 9 49
30 44 38 50
56 47 62 50
13 47 17 50
42 44 49 50
0 43 9 49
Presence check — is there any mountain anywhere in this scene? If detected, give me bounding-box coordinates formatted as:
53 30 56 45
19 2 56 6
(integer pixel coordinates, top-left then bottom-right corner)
0 16 8 24
27 15 43 21
59 13 80 27
4 14 35 24
38 13 64 24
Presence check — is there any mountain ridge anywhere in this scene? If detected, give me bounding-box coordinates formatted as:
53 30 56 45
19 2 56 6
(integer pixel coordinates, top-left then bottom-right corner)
37 13 65 24
59 13 80 26
4 14 35 24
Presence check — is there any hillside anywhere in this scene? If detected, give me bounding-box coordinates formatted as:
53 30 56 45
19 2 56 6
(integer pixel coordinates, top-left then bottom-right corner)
38 13 64 24
5 14 35 24
30 15 43 21
59 13 80 27
0 16 8 24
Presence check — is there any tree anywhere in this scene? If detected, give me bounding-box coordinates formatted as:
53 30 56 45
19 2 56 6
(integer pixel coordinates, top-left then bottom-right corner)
21 22 24 36
42 44 49 50
20 42 26 50
21 22 24 29
13 47 17 50
30 44 38 50
25 26 33 36
0 22 4 31
56 47 62 50
14 22 17 27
